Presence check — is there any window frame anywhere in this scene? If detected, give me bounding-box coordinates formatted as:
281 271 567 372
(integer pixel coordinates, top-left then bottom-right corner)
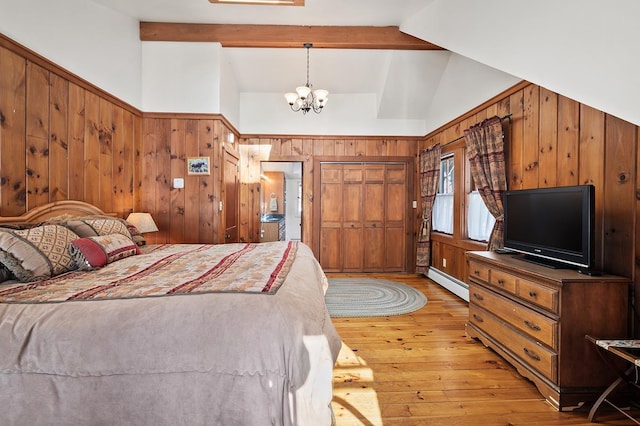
432 153 455 235
429 142 490 249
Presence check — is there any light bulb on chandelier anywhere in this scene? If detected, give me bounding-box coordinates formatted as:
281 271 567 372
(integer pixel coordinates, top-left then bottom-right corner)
284 43 329 114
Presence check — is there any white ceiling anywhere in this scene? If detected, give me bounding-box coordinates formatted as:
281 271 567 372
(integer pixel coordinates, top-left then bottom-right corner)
88 0 492 124
90 0 434 26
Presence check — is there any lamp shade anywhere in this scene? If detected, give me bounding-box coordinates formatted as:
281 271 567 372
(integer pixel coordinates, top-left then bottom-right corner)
125 212 159 233
295 86 311 100
313 89 328 102
284 92 298 105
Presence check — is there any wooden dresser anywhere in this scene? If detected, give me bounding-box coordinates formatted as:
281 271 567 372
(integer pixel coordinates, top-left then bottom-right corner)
466 251 630 411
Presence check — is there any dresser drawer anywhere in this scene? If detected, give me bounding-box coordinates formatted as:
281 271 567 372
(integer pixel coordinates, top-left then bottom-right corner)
468 260 489 283
489 268 517 294
469 305 557 382
469 284 557 349
517 278 558 313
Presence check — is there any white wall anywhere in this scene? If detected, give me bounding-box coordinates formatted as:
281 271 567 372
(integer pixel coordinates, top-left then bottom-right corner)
0 0 141 108
403 0 640 126
285 178 301 240
423 54 521 133
219 49 241 127
239 93 427 136
141 42 222 114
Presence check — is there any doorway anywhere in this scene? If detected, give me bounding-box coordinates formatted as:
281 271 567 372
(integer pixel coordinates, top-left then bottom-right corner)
260 162 302 241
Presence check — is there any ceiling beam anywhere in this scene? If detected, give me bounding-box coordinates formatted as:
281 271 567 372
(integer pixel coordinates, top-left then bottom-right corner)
139 23 444 50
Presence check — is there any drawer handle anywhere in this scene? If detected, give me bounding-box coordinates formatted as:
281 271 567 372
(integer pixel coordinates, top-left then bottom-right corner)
474 270 481 276
497 279 505 286
472 293 484 301
528 291 538 298
523 347 541 362
524 320 541 331
472 314 484 323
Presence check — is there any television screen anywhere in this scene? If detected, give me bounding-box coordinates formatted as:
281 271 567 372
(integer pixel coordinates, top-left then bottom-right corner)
503 185 595 270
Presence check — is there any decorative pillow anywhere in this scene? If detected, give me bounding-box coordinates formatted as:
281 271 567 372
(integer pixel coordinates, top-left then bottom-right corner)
62 216 134 241
69 234 139 270
0 225 80 282
126 223 147 246
0 264 14 283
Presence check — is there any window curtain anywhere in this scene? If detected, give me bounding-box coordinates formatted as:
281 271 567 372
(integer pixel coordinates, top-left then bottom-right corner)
416 144 441 274
432 193 453 234
467 190 496 241
464 116 507 250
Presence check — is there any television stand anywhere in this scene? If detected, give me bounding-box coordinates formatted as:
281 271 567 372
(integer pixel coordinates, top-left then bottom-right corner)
512 253 569 269
578 268 602 276
466 251 630 411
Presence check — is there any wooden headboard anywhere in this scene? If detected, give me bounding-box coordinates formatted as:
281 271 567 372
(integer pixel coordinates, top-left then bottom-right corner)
0 201 108 224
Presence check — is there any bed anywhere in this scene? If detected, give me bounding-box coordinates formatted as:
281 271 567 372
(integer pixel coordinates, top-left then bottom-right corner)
0 201 341 426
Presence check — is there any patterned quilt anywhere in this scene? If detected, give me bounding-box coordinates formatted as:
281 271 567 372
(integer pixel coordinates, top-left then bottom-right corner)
0 241 298 303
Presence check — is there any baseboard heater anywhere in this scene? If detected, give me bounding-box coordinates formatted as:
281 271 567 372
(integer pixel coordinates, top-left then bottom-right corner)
426 268 469 302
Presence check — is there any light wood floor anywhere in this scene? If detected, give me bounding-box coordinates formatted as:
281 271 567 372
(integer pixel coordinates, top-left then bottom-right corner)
328 273 637 425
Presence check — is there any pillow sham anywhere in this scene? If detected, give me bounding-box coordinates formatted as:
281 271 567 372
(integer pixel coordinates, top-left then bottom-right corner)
69 234 139 270
60 216 134 241
0 224 80 282
0 264 14 283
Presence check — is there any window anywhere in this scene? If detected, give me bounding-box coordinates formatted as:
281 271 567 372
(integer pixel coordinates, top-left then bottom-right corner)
467 190 495 241
432 155 454 234
208 0 303 5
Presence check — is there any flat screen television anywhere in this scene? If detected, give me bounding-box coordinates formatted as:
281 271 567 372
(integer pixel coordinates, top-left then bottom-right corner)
502 184 595 271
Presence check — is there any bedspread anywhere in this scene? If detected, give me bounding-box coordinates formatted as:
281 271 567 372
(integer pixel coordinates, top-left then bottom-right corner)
0 242 299 302
0 241 341 426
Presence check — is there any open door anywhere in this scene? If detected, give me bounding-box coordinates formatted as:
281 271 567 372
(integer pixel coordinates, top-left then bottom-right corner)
223 151 239 243
260 162 303 242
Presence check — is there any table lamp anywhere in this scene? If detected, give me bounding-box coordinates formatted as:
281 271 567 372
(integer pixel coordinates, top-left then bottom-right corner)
125 212 159 234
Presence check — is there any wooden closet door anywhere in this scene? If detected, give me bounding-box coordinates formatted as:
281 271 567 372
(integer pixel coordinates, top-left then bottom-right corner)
363 165 385 271
384 165 407 271
342 165 364 271
319 162 408 273
319 165 343 271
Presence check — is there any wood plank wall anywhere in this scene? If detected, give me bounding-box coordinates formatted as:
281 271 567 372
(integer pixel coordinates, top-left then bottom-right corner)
0 35 141 218
421 81 640 329
237 137 420 253
2 33 639 328
139 114 237 244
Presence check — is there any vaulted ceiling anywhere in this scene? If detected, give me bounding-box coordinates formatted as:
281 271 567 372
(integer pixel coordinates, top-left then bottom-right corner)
89 0 519 130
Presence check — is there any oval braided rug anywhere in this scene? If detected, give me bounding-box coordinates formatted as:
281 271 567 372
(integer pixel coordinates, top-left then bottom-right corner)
325 278 427 318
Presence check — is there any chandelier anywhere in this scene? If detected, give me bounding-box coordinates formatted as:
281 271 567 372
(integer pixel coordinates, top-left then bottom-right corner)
284 43 329 114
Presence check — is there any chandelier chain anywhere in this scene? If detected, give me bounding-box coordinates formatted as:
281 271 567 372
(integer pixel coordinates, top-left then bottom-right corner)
306 45 310 87
284 42 328 115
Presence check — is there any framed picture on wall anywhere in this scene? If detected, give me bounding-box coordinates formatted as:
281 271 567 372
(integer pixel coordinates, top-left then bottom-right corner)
187 157 210 175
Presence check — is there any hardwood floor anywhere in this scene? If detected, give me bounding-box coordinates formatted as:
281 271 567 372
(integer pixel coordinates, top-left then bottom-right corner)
328 273 637 425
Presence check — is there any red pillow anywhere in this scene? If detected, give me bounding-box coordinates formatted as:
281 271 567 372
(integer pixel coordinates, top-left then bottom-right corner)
69 234 139 270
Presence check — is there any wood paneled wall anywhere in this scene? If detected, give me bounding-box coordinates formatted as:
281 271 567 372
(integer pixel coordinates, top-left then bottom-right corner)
139 114 237 244
3 33 639 320
237 137 420 254
421 81 640 322
0 35 141 218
